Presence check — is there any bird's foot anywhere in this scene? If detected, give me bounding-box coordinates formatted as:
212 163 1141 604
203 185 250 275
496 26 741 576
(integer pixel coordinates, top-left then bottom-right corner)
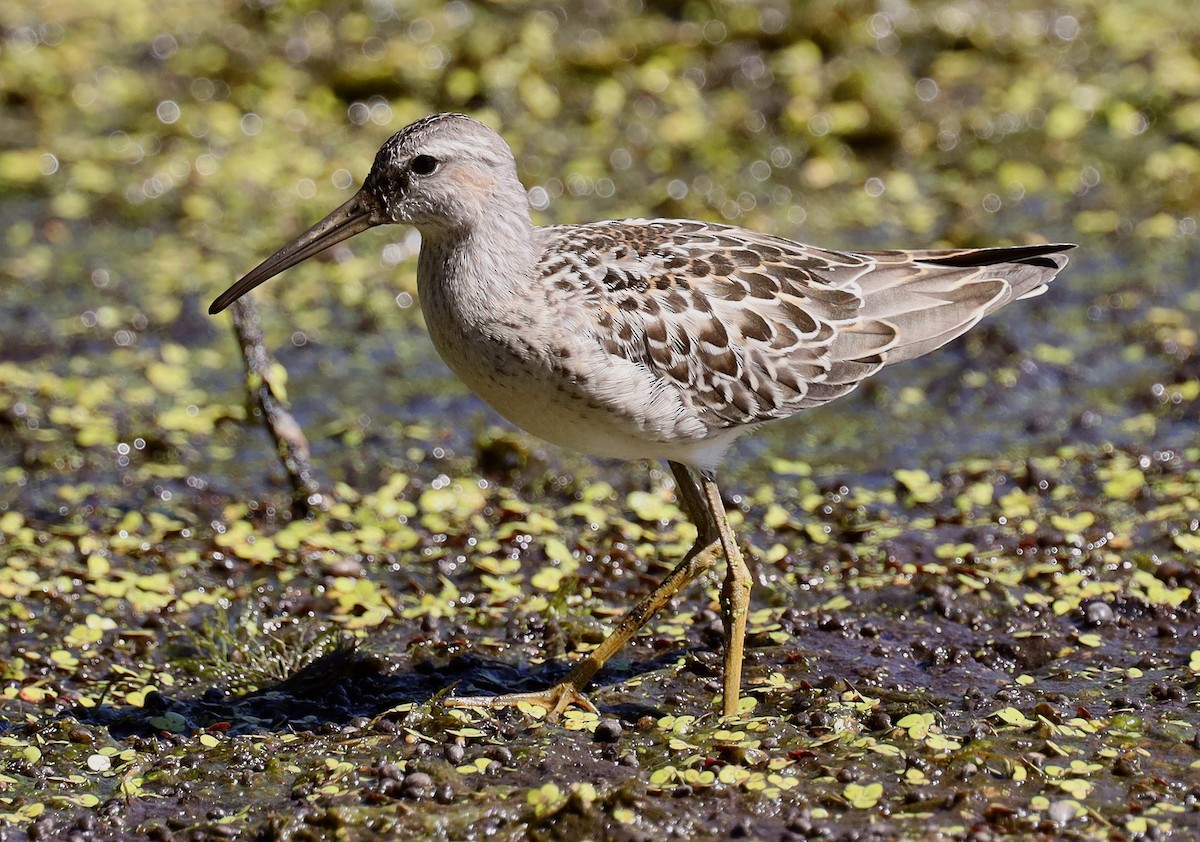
445 682 599 721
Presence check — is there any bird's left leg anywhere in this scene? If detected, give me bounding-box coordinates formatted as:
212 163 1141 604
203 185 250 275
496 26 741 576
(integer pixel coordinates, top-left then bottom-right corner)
698 469 751 717
445 461 723 719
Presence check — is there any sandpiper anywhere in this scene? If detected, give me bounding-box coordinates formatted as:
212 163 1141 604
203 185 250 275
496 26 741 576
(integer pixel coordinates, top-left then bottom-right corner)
211 113 1073 718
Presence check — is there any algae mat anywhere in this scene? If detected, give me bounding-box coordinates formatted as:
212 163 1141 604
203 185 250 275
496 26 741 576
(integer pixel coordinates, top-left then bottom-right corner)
2 1 1199 839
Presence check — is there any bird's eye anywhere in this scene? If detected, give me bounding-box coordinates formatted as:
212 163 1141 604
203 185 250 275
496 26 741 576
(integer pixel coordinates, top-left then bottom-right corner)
411 154 439 176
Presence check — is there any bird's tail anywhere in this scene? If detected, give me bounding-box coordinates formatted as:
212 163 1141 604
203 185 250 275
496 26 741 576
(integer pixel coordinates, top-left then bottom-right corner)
836 243 1074 366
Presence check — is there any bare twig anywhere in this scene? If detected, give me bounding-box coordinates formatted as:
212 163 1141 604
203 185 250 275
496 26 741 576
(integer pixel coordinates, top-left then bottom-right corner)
230 296 326 512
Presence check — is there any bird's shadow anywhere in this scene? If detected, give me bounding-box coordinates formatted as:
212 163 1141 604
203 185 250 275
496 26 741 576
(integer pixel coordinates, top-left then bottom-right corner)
71 644 681 738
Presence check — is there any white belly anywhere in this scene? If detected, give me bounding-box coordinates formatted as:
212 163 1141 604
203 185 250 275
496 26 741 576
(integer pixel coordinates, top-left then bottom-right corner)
425 312 737 468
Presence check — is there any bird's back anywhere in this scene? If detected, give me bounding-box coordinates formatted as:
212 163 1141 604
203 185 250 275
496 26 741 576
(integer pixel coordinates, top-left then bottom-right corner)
532 220 1073 442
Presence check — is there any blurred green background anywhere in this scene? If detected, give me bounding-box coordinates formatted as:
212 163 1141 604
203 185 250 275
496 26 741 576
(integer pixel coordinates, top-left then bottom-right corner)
1 1 1199 838
2 0 1196 502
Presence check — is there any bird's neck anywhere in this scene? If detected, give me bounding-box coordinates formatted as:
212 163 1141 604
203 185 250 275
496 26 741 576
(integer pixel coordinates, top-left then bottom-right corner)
416 208 540 333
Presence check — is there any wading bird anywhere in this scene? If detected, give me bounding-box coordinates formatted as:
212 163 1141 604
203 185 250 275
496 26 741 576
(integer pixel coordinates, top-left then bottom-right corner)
211 113 1073 718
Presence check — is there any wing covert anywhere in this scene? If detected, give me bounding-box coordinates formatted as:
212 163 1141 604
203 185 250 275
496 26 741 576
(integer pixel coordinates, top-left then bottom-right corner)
538 220 895 427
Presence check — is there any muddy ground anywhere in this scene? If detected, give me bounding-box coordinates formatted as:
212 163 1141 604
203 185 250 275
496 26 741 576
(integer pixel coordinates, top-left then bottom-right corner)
2 1 1200 840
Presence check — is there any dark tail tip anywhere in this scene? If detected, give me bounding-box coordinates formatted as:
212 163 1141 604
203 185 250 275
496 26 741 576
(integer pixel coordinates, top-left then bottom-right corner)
923 243 1076 269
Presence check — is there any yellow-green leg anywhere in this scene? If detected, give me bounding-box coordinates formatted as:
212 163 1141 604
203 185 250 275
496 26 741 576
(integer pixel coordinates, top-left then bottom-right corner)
446 461 748 719
701 471 751 717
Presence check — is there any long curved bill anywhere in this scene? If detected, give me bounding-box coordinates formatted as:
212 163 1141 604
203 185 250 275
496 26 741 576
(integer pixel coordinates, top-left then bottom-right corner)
209 190 384 315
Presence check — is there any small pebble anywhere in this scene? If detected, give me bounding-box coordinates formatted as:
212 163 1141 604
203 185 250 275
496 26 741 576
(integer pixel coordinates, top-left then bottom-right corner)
729 818 753 838
404 771 433 789
402 771 433 799
1113 757 1138 777
864 709 892 731
376 761 404 781
595 719 624 743
1047 800 1077 824
1084 601 1114 625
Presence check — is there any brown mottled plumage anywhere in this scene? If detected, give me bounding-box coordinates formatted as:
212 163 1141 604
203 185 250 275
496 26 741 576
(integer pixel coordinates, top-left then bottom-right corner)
211 113 1074 719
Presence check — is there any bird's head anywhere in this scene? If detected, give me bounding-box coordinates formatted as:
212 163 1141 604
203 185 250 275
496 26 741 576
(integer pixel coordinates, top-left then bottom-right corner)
209 113 523 315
